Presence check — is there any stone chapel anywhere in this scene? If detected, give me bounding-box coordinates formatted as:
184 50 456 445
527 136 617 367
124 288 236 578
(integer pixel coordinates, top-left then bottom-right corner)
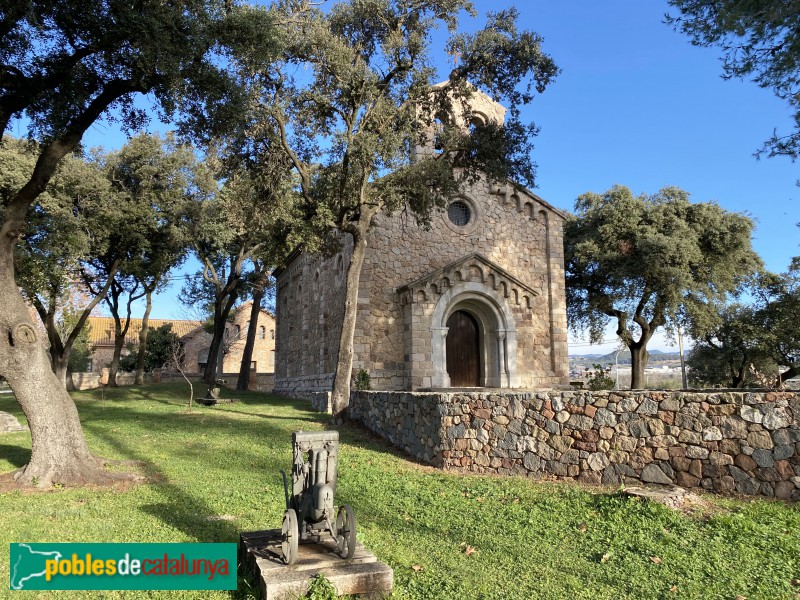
273 87 569 396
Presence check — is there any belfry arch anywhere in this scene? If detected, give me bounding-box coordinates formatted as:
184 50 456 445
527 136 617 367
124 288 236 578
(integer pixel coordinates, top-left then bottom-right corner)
430 282 519 389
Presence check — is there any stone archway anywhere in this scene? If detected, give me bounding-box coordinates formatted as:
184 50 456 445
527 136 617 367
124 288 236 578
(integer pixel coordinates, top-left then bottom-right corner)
431 282 518 389
446 310 482 386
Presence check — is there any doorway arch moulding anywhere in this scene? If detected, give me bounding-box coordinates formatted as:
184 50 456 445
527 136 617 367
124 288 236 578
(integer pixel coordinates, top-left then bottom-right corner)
397 253 538 389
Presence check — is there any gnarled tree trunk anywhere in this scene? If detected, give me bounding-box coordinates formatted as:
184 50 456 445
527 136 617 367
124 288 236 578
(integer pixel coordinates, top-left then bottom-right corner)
0 231 115 487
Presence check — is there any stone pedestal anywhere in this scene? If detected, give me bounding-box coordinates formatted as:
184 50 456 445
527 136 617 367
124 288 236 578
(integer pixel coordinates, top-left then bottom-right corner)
240 530 393 600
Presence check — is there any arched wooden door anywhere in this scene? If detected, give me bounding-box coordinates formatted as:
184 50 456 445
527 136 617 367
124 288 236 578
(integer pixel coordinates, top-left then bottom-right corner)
446 310 481 387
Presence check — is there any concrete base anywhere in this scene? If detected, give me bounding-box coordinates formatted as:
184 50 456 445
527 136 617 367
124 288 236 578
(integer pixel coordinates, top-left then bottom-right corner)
240 530 393 600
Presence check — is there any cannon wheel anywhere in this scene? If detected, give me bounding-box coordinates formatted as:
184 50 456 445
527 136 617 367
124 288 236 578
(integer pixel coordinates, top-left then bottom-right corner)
281 509 299 565
335 504 356 559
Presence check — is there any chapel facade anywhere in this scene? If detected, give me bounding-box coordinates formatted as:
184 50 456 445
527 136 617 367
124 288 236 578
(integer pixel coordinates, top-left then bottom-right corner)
273 89 569 394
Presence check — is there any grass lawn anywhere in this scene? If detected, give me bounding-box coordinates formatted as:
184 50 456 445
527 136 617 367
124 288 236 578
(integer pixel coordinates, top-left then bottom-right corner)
0 383 798 599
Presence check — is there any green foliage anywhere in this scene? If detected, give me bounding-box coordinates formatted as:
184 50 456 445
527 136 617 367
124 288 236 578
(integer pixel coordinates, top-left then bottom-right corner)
667 0 800 158
1 1 278 146
686 303 774 388
305 574 338 600
586 364 615 391
687 266 800 387
10 138 121 300
0 383 798 599
564 185 762 386
354 369 371 392
119 324 180 373
253 1 559 233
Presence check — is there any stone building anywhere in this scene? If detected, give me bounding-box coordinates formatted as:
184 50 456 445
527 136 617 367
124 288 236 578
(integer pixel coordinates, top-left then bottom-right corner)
274 89 569 395
86 301 276 375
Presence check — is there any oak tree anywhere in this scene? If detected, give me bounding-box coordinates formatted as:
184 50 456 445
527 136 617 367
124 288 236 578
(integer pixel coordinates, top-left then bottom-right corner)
254 0 558 417
0 0 276 487
565 185 761 389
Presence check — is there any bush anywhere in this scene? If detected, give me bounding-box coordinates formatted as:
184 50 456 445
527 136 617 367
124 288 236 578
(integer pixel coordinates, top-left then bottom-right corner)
355 368 371 391
586 364 615 391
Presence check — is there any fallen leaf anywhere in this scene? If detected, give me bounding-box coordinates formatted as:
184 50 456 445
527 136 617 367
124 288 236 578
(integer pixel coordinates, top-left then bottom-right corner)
650 556 662 564
577 521 588 533
475 497 484 502
669 586 678 593
411 565 424 572
465 545 477 556
735 595 747 600
792 579 800 587
600 552 612 564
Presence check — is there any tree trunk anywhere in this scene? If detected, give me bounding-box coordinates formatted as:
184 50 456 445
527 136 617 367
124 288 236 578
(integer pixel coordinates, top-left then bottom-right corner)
629 344 649 389
108 321 124 387
106 282 139 388
203 312 226 384
53 353 71 390
0 231 116 487
330 227 369 419
237 290 264 391
202 292 239 384
730 360 748 389
135 289 154 385
65 366 76 392
779 365 799 384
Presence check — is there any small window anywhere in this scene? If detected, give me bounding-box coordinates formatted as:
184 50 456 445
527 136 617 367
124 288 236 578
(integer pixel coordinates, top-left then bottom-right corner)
250 361 257 370
259 326 266 339
234 325 240 337
270 329 275 340
448 201 471 226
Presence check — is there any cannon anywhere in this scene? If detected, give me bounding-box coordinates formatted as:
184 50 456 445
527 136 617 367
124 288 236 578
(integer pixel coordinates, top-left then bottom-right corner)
279 430 356 565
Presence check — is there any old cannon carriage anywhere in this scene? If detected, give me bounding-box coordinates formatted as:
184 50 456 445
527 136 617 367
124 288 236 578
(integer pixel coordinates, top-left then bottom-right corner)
279 430 356 565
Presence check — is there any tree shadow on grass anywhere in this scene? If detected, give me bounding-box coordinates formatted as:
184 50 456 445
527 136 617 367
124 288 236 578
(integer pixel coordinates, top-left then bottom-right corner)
0 443 30 469
90 426 245 544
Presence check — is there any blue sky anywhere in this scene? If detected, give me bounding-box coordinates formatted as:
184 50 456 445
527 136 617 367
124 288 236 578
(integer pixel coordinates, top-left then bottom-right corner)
17 1 797 354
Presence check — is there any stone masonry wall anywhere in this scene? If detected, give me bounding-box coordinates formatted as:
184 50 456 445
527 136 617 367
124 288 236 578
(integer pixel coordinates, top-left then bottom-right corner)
349 390 800 499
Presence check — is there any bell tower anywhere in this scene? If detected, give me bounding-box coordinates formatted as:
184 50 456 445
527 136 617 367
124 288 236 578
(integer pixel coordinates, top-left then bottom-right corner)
412 82 507 159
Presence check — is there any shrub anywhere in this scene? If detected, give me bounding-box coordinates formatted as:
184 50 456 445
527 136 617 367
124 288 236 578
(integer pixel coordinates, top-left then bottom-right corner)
586 363 615 390
355 368 371 391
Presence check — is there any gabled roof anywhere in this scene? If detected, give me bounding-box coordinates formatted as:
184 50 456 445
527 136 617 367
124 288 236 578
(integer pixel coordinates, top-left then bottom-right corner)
396 252 539 308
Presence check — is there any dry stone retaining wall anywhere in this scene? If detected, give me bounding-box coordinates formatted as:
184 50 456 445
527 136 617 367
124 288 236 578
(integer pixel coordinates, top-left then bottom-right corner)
348 390 800 499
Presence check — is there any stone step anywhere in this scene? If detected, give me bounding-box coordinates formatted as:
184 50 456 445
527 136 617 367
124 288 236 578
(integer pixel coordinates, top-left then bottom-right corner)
241 529 393 600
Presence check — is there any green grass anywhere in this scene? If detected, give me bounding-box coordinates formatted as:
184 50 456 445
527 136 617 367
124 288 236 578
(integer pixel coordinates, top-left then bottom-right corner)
1 383 799 599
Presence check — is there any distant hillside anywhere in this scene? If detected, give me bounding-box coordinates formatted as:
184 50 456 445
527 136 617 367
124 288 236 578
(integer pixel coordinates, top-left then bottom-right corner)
570 350 684 365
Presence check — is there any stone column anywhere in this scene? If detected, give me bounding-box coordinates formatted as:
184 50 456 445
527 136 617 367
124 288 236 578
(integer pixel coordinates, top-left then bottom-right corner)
497 331 508 387
431 327 450 388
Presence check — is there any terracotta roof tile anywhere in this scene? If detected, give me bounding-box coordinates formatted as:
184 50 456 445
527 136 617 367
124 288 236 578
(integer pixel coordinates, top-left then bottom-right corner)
86 317 203 346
